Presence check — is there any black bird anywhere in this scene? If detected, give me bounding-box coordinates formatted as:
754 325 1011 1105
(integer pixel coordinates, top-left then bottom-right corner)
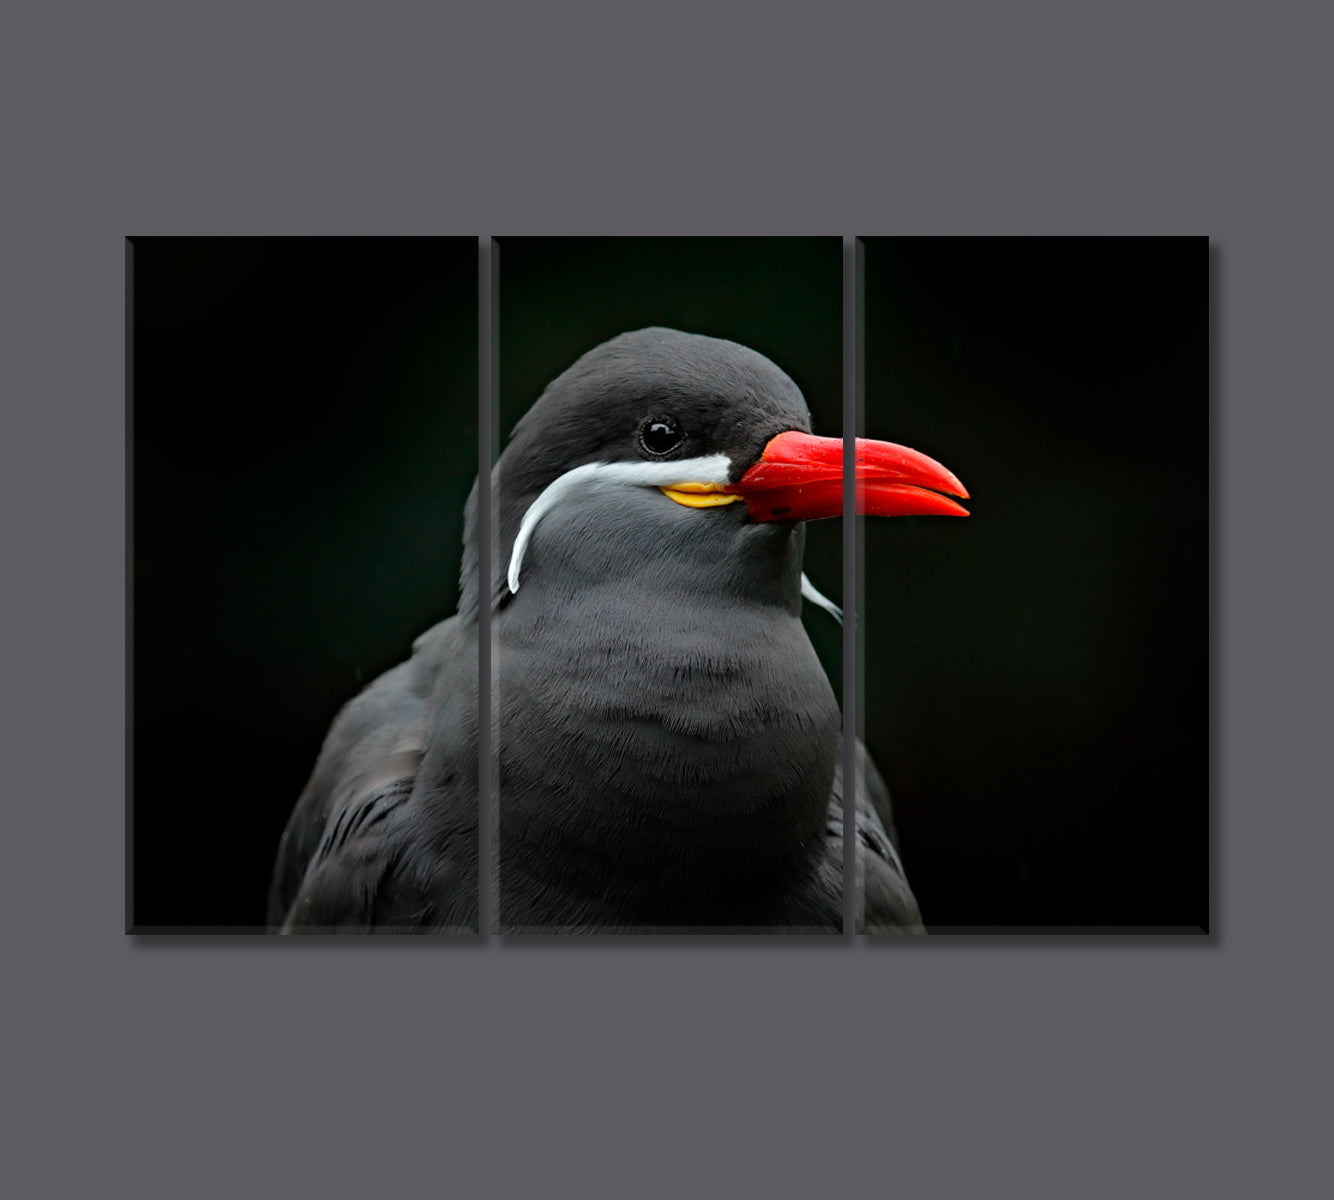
268 328 967 933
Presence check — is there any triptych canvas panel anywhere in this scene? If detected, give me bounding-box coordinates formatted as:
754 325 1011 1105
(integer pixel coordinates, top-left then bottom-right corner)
129 236 1207 935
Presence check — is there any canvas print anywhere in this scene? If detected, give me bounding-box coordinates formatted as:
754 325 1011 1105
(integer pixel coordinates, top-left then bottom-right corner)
129 236 480 933
130 235 1207 938
492 237 852 933
856 237 1209 933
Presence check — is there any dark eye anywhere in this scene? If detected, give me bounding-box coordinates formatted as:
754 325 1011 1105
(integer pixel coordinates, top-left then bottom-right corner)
640 415 684 456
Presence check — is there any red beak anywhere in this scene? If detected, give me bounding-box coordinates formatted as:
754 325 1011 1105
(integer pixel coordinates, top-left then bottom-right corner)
726 431 970 522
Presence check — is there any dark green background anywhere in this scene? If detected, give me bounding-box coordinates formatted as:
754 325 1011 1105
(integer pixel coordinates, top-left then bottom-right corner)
130 237 478 929
860 237 1208 930
496 237 846 701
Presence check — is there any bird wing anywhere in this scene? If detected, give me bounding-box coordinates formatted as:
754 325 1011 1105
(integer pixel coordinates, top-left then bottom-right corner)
268 616 478 933
852 740 926 934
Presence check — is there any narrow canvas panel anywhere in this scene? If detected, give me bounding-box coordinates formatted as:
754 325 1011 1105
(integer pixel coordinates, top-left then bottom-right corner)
856 237 1209 934
492 237 845 934
130 236 480 933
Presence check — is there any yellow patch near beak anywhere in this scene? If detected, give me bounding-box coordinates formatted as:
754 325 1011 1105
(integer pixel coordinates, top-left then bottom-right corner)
659 482 742 508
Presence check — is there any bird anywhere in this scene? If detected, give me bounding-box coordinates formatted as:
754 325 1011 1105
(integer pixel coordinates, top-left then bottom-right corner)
268 327 967 934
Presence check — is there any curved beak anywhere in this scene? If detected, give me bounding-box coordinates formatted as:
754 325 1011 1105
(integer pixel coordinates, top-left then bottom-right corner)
726 431 970 522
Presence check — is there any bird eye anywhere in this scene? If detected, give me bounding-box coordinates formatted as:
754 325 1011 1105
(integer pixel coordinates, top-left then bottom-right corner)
640 415 685 456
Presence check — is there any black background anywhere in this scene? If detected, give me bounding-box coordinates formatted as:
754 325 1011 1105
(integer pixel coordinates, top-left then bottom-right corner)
130 237 477 929
860 237 1208 929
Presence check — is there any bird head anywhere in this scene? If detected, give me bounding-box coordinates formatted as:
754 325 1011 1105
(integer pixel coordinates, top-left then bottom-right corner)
473 328 967 613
